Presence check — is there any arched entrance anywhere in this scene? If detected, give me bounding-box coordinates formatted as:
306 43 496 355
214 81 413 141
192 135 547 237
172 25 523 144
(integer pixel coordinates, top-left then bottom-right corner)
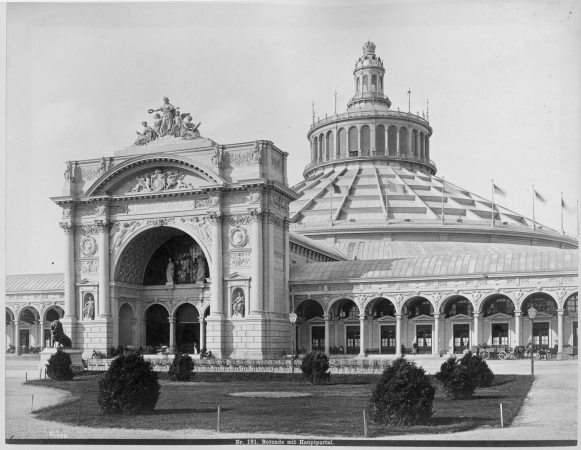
564 293 578 349
44 306 64 349
175 303 200 354
335 299 360 354
443 296 473 353
480 295 515 348
295 299 324 353
369 298 396 354
118 303 136 347
145 304 169 348
18 307 39 353
521 293 558 350
404 297 434 354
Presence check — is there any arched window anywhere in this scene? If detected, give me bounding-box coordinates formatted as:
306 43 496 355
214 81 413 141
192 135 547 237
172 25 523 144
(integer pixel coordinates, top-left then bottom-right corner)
521 294 558 316
379 76 383 93
319 133 324 160
425 136 430 159
363 75 368 93
406 298 433 318
388 126 397 156
376 125 385 155
312 137 318 161
483 295 515 317
372 298 395 317
338 128 346 158
46 307 63 322
348 127 358 157
399 127 408 154
371 75 377 92
296 299 324 320
356 77 360 93
412 129 418 155
360 125 370 156
444 297 473 317
326 131 334 159
420 132 425 158
565 293 578 315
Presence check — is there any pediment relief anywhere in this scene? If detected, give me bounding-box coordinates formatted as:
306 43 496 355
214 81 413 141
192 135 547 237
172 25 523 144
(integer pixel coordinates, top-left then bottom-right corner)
342 316 360 323
375 315 396 322
85 155 225 197
448 313 473 322
411 314 434 322
76 278 98 287
308 316 325 323
485 313 513 320
223 272 251 282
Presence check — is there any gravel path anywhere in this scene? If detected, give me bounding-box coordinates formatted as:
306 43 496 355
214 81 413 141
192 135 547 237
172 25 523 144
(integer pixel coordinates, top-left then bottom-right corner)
5 359 577 442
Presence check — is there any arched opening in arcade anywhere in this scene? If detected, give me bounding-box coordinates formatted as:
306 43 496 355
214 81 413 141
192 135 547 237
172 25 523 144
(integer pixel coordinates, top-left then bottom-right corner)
521 293 558 350
403 296 433 354
16 307 40 353
113 226 211 352
6 309 15 351
442 295 474 354
564 293 578 350
335 298 360 354
44 306 64 349
294 299 324 353
480 294 515 348
369 297 396 354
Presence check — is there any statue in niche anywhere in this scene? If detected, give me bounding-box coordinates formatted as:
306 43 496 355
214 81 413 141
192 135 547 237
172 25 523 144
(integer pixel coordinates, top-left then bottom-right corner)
83 294 95 320
64 161 74 182
50 320 72 348
148 97 179 137
195 255 206 282
133 121 158 146
181 116 201 140
232 290 245 317
166 258 175 284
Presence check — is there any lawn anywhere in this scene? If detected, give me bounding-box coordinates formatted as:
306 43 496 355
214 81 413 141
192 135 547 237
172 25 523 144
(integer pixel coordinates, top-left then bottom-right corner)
27 372 533 438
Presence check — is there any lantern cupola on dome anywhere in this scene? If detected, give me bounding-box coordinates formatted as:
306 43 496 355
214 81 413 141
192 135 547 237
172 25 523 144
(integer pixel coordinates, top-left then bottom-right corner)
349 41 391 110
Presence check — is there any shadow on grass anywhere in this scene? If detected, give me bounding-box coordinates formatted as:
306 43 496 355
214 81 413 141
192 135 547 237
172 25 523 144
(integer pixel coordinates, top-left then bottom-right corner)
140 407 234 415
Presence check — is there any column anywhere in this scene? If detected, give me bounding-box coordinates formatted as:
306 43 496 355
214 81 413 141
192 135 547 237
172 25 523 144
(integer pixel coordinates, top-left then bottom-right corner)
395 313 402 356
357 127 362 156
370 122 376 155
40 322 46 350
14 320 20 355
249 208 263 314
396 127 401 156
359 314 366 357
168 317 175 353
140 319 146 347
199 318 206 350
60 223 76 319
96 220 111 318
473 312 480 347
557 309 564 354
324 314 330 354
34 320 41 349
209 212 223 315
514 311 522 346
433 313 440 355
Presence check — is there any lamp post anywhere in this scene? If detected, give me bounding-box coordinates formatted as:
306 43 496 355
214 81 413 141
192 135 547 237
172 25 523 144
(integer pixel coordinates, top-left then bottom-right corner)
528 306 537 377
289 313 297 373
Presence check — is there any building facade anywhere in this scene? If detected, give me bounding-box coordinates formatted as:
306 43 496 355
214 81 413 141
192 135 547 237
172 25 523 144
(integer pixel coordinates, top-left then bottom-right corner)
6 42 579 359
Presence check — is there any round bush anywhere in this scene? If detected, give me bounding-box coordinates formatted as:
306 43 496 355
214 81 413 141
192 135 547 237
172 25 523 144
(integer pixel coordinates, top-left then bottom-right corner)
368 357 435 426
460 351 495 387
46 348 75 381
97 353 160 415
300 351 331 384
435 356 477 399
168 353 196 381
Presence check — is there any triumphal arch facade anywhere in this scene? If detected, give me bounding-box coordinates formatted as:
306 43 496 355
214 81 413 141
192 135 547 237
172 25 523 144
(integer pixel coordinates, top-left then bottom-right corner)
51 98 297 359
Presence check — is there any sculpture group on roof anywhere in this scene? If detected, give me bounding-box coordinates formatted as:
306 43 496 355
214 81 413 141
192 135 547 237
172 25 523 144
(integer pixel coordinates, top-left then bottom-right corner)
133 96 202 146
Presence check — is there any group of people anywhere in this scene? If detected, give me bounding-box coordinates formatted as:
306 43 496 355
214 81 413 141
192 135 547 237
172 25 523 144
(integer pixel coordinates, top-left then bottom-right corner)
133 96 201 146
166 254 206 284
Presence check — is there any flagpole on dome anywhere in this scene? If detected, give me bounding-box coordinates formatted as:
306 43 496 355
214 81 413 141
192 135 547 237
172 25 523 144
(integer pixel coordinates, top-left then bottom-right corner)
491 179 495 228
532 185 536 231
441 176 445 225
561 192 564 235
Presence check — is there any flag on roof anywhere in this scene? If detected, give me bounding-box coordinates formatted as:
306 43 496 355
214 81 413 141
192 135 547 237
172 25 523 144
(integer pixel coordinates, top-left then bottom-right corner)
492 183 505 196
534 189 545 202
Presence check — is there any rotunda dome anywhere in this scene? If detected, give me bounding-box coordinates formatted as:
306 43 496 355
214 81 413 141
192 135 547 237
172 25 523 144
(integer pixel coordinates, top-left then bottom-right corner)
291 42 577 252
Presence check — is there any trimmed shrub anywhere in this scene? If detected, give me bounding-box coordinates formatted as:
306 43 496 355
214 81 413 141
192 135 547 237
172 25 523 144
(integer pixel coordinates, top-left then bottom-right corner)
97 352 160 415
300 351 331 384
168 353 196 381
46 348 75 381
435 356 477 399
368 357 434 426
460 351 495 387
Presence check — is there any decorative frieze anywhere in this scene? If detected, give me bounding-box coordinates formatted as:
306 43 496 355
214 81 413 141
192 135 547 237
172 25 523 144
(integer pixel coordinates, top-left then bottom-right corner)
227 214 252 226
109 221 142 254
146 217 175 227
76 225 102 235
180 217 212 243
75 260 99 274
222 195 248 206
290 284 324 292
193 199 212 209
223 252 252 267
223 151 254 166
271 154 282 173
127 168 194 194
274 254 284 271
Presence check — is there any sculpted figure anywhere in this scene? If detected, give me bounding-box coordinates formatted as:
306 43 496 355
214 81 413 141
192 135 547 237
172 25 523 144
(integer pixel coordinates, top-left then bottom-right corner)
99 157 107 175
181 116 201 140
133 121 158 146
129 175 152 193
50 320 72 348
252 141 262 164
166 258 175 283
83 295 95 320
64 161 74 182
149 97 179 137
212 145 223 169
150 168 167 192
196 255 206 281
110 221 141 252
232 291 245 317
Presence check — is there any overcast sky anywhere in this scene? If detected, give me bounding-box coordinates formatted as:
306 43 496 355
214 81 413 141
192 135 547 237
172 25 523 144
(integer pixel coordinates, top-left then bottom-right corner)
5 1 581 275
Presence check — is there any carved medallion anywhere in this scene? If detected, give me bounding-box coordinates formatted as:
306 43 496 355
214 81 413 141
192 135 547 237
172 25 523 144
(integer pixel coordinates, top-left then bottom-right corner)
80 236 98 256
229 226 248 248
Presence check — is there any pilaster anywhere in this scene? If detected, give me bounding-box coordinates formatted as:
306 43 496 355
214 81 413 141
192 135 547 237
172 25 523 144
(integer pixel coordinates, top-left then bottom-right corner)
248 207 264 315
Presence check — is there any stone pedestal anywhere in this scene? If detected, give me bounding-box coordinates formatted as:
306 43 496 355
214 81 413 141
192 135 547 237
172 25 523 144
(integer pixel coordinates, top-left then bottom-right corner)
39 348 85 374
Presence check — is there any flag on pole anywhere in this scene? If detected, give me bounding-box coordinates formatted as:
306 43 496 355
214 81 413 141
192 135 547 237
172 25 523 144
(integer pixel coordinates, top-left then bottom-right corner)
492 183 506 196
534 189 545 202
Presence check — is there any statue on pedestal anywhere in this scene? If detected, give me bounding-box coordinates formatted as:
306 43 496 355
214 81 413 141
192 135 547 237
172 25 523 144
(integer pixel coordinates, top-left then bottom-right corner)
232 291 245 317
148 97 179 137
133 121 158 146
166 258 175 284
50 320 72 348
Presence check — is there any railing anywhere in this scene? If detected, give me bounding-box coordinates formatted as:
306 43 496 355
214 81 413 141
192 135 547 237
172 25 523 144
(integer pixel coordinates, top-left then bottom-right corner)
310 109 429 131
303 154 437 177
290 218 579 240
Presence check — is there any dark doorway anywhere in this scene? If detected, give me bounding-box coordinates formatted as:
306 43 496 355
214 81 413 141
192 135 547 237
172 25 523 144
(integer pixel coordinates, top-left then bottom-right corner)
19 329 30 352
311 326 325 352
176 304 200 354
416 325 432 354
533 322 550 350
453 324 470 353
492 323 509 347
145 305 169 347
574 321 578 348
346 326 360 354
380 325 396 354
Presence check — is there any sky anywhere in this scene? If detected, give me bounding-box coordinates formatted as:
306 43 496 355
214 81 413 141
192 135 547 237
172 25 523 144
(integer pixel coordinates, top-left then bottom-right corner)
5 1 581 275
